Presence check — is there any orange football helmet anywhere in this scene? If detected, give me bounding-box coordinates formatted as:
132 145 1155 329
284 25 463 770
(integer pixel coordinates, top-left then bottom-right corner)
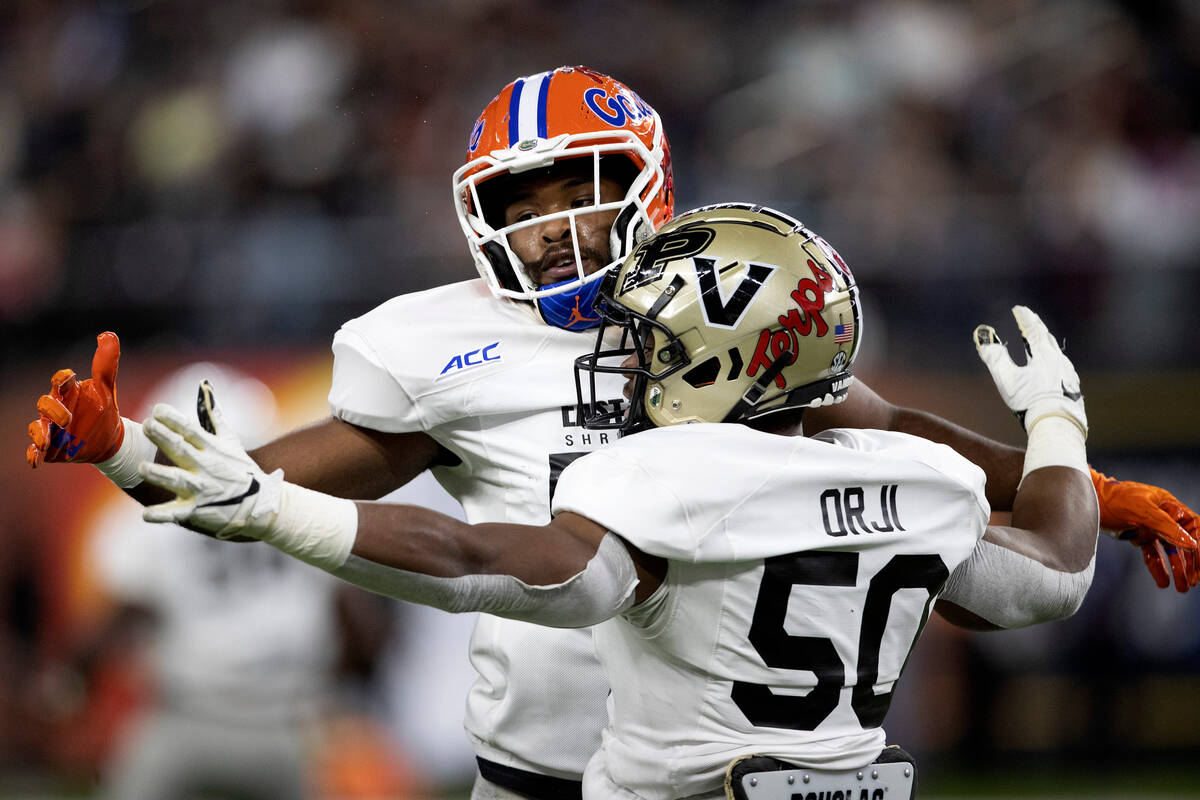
452 66 674 328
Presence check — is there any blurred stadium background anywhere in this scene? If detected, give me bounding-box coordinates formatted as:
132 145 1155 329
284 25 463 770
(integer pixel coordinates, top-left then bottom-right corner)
1 0 1198 797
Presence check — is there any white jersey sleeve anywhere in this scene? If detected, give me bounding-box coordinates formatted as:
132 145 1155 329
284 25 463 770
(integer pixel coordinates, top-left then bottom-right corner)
330 324 424 431
329 279 599 434
329 280 502 432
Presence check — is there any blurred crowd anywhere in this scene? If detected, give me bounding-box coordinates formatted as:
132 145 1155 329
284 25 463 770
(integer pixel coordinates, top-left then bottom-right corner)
2 0 1200 797
0 0 1197 371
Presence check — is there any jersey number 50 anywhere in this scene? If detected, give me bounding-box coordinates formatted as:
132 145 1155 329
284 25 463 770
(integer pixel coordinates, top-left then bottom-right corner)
732 550 948 731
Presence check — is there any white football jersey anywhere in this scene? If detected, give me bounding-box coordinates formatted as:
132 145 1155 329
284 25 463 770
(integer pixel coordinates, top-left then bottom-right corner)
552 424 989 800
329 279 626 779
90 504 340 722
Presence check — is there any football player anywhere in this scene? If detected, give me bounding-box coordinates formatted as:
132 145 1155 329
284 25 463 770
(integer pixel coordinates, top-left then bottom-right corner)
26 67 1199 800
134 204 1100 799
67 363 398 800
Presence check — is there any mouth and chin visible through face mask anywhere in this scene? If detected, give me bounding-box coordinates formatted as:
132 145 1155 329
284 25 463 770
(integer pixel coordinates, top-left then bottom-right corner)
501 166 627 331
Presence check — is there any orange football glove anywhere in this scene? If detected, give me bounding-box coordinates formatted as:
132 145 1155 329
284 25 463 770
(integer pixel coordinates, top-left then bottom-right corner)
1091 468 1200 593
26 332 125 468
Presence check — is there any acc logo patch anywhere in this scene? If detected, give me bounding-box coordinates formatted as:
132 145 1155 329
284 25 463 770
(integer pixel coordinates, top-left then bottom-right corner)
438 341 501 380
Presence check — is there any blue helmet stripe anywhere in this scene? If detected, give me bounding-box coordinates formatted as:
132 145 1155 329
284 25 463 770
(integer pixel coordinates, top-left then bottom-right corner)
536 73 550 139
507 78 524 146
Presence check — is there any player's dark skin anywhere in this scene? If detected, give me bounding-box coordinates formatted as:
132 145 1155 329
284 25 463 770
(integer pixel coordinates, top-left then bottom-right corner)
502 163 625 287
124 163 1093 629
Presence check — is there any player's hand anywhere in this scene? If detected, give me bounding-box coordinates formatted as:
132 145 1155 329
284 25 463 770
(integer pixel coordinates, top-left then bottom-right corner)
974 306 1086 436
26 332 125 468
1092 469 1200 593
140 381 283 540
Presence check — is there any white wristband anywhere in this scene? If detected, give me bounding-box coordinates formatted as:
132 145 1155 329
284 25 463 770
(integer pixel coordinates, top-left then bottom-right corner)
1020 415 1088 484
262 483 359 571
95 418 157 489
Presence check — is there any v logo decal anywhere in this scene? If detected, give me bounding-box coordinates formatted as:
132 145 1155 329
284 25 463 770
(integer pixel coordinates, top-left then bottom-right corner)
693 256 777 329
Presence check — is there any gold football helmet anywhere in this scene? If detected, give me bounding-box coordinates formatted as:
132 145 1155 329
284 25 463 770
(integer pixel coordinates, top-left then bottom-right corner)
575 203 860 431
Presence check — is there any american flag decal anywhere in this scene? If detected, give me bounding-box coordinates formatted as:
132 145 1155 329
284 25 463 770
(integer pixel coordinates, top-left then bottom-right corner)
834 321 854 343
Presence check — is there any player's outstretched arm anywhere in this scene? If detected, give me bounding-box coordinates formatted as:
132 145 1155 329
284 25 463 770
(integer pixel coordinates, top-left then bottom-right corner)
806 379 1026 511
249 417 445 500
26 332 444 512
139 385 646 626
810 350 1199 592
935 307 1099 631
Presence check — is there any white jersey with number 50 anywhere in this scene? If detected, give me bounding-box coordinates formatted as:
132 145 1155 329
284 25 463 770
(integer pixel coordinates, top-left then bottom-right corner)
328 279 625 780
552 424 989 800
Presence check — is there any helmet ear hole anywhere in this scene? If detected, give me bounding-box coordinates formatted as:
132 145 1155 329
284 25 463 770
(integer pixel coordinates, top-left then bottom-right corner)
609 204 639 260
481 241 523 294
682 357 720 388
474 176 513 230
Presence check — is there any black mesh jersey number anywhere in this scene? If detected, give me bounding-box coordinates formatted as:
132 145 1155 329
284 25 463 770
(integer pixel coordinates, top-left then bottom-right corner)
732 550 948 731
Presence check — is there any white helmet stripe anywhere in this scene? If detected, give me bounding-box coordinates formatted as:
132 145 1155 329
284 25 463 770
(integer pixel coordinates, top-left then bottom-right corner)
514 71 551 144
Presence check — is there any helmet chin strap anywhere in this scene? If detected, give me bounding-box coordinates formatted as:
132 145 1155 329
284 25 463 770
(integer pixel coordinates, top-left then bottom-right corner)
537 278 605 331
721 352 791 423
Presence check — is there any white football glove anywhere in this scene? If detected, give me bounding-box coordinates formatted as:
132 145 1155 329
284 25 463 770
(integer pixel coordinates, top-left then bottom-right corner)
974 305 1087 437
140 380 284 540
